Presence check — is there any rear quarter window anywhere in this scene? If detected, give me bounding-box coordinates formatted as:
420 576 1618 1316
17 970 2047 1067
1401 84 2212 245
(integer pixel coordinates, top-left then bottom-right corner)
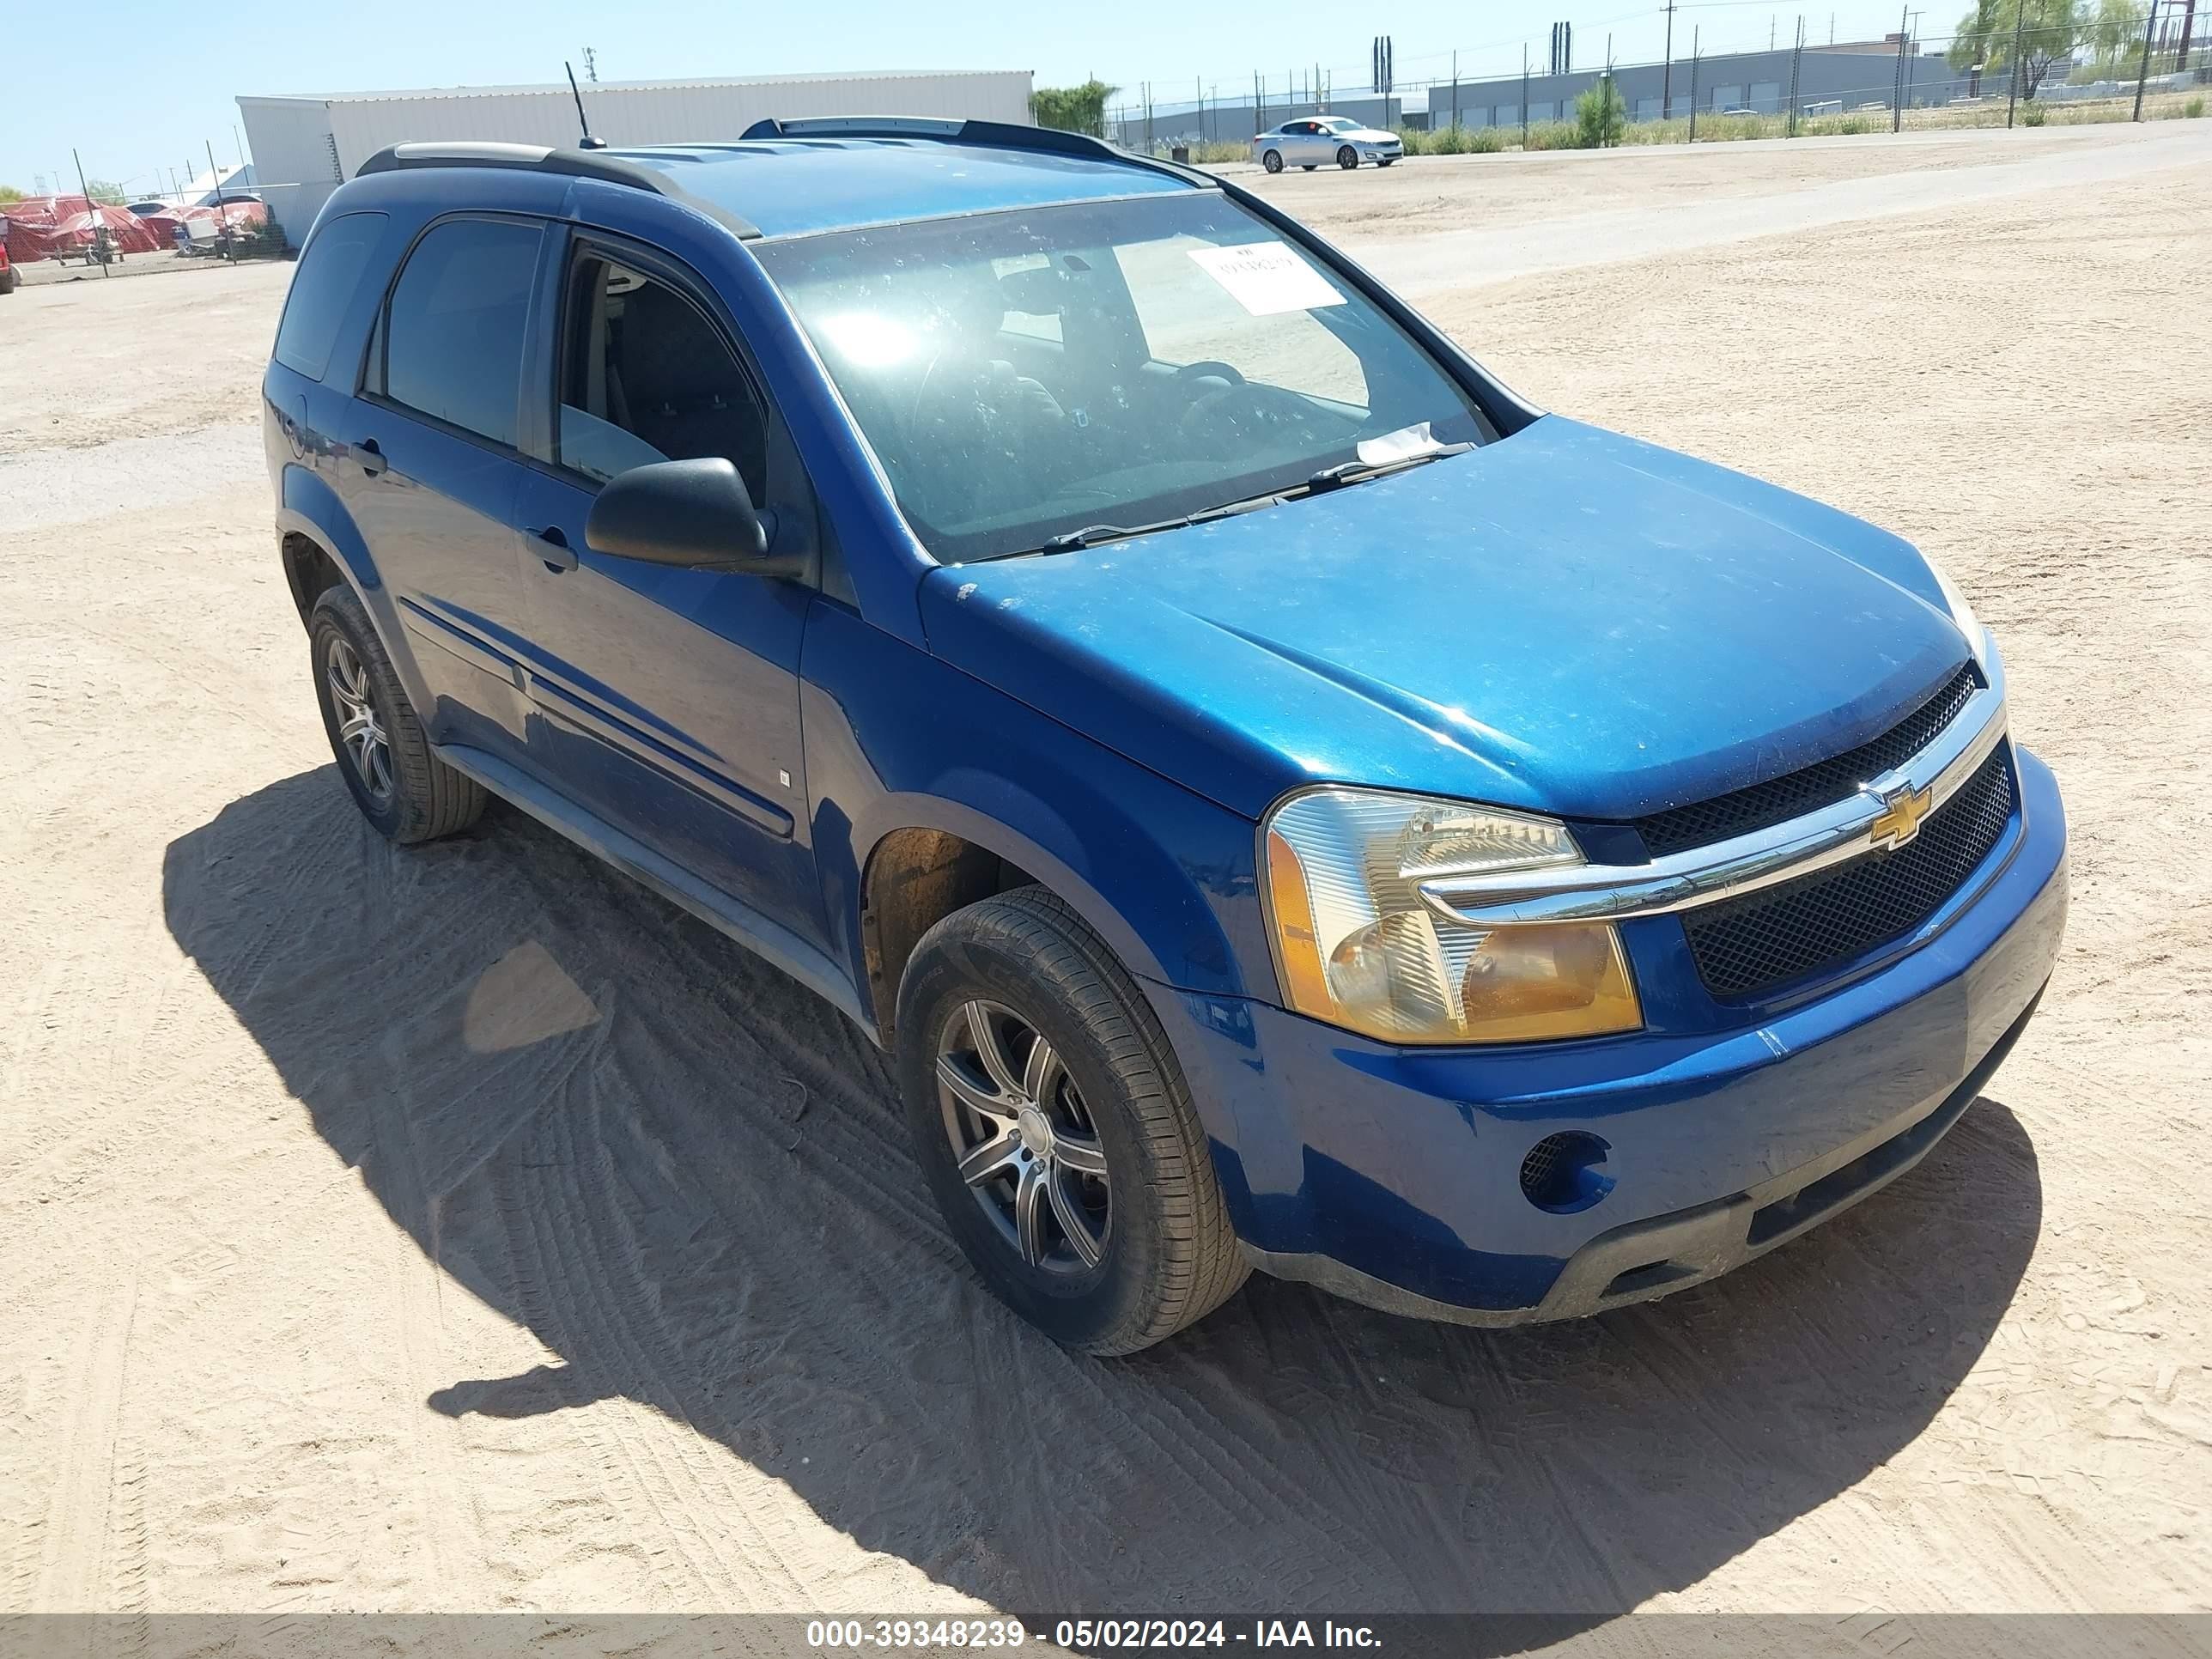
272 213 387 380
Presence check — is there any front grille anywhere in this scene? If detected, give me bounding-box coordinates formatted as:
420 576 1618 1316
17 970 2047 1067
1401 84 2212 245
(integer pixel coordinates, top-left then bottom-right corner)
1681 742 2014 1001
1636 664 1981 858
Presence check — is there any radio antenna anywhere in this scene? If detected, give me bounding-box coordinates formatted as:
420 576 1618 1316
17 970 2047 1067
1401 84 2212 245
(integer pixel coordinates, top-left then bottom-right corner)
565 62 608 149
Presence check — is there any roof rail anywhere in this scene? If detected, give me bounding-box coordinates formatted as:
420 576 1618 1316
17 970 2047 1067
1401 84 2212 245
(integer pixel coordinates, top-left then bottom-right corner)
735 116 1212 188
353 141 762 237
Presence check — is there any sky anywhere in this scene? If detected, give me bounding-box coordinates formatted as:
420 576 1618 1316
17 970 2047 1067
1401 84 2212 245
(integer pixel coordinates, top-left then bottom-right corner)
1 0 1947 196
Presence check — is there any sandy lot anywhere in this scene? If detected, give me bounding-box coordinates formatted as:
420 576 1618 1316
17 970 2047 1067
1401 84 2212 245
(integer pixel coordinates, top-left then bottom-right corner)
3 125 2209 1632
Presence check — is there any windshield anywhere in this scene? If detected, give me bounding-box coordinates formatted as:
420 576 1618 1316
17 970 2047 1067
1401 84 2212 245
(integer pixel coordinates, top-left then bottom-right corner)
754 192 1494 562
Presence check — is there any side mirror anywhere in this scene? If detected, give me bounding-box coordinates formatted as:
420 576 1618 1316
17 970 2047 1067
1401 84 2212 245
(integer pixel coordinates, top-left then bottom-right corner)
583 458 803 578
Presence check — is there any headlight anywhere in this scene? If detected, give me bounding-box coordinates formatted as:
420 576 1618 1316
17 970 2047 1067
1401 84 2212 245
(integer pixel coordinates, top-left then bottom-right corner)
1924 554 1990 667
1261 787 1642 1045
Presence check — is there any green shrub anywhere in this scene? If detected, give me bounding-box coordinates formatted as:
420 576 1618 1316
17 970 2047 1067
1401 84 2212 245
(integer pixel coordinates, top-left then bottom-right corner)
2023 102 2049 125
1029 79 1118 137
1522 119 1581 151
2185 95 2206 118
1401 124 1509 155
1575 78 1628 147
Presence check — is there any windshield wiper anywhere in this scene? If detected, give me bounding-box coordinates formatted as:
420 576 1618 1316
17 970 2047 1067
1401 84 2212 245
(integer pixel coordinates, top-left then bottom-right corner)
1303 441 1475 495
1039 516 1192 553
1019 447 1469 558
1036 492 1286 555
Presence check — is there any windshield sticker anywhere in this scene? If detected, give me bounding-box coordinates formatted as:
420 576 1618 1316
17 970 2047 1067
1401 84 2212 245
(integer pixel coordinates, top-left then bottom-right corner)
1186 241 1346 318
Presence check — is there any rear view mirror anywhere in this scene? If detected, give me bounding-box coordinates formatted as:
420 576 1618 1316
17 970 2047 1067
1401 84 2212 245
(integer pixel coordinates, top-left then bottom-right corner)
583 458 802 577
996 264 1065 316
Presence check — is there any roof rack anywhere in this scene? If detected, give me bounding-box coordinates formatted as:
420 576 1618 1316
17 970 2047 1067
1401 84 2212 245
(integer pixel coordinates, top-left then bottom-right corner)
353 141 762 237
735 116 1212 188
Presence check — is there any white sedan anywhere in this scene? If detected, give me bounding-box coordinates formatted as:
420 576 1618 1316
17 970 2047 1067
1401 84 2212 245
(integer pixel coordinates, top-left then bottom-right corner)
1251 116 1403 173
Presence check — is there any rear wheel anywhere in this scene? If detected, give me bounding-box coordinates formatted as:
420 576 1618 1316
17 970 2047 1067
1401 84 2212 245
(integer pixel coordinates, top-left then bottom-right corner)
309 585 486 843
1262 149 1285 173
896 888 1248 1354
1337 145 1359 169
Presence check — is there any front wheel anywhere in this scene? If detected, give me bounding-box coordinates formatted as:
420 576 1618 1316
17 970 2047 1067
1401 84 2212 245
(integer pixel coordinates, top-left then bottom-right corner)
895 888 1248 1354
1261 149 1285 173
309 585 486 843
1337 145 1359 169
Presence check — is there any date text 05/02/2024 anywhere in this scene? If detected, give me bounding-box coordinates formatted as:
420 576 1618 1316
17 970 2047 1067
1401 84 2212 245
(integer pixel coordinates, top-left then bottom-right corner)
804 1618 1383 1650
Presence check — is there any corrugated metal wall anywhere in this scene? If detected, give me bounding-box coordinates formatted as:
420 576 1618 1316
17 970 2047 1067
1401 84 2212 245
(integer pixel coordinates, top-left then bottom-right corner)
327 71 1032 170
243 70 1033 240
235 97 349 246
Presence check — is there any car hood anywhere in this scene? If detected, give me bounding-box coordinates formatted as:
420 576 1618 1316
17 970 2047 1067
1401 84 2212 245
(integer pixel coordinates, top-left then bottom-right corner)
918 416 1971 824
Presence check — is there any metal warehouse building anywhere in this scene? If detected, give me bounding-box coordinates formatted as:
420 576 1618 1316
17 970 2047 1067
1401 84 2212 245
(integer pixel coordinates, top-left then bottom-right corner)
238 69 1034 240
1434 40 1969 130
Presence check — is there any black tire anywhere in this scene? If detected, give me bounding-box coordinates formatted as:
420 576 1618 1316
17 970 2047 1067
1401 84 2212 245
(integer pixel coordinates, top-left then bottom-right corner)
1301 164 1317 171
1262 149 1285 173
308 584 486 844
1337 145 1359 169
0 268 15 295
896 887 1248 1354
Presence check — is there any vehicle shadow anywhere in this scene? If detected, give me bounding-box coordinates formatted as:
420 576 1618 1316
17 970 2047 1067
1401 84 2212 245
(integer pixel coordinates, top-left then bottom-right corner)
162 768 2043 1620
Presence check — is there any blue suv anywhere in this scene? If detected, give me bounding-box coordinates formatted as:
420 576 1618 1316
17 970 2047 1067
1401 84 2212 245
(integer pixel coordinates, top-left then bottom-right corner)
262 118 2067 1353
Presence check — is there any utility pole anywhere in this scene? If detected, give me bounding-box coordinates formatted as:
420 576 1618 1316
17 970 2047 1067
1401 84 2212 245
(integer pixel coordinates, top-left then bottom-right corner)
72 148 109 278
1690 27 1702 140
2008 0 2027 126
1606 35 1616 143
208 139 234 260
1788 17 1807 134
1893 7 1910 131
1522 43 1531 148
2135 0 2161 118
1905 9 1923 116
1452 50 1459 131
581 46 599 82
1662 0 1676 122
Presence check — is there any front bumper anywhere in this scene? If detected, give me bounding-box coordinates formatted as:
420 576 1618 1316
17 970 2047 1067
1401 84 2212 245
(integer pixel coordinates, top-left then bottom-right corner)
1147 745 2068 1323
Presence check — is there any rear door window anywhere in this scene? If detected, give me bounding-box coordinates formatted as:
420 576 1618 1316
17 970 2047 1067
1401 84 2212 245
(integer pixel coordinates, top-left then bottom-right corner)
272 212 386 380
380 217 544 449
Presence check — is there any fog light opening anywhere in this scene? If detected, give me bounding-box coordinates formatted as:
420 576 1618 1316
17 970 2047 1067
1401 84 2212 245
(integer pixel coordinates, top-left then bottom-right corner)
1520 1131 1614 1214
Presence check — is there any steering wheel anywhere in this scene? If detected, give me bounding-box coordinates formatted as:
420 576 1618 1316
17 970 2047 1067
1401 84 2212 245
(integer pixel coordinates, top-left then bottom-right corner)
1173 360 1246 389
1177 372 1316 453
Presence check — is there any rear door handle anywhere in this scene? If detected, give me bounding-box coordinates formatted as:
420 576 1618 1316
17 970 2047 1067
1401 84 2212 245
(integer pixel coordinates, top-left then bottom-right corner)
529 525 578 573
354 438 386 478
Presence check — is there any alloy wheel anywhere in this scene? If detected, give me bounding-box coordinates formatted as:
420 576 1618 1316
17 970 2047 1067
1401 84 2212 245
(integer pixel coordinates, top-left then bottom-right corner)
325 635 393 802
936 1000 1111 1273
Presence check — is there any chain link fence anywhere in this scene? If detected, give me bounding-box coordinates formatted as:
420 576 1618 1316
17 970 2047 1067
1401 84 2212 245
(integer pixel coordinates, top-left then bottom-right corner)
1104 13 2209 162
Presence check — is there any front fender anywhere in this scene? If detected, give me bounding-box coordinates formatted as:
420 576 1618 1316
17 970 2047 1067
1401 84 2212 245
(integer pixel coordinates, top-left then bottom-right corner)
800 603 1273 1024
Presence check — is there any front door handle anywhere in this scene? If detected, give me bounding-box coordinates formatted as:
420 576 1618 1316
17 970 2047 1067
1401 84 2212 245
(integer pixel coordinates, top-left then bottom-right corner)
529 526 578 574
354 437 386 478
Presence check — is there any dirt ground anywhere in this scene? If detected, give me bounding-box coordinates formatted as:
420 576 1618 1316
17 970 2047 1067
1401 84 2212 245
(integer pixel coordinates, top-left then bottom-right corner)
3 125 2208 1632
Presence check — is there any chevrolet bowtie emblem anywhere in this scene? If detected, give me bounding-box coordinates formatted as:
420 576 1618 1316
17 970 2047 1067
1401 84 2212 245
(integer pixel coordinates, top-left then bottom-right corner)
1867 782 1935 851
